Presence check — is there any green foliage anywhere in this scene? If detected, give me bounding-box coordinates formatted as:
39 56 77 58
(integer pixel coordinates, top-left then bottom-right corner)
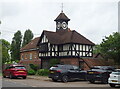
28 69 36 75
36 69 49 76
0 73 2 76
29 64 39 71
10 30 22 61
93 44 102 54
4 61 18 64
50 59 60 67
0 39 10 64
99 32 120 65
22 29 34 47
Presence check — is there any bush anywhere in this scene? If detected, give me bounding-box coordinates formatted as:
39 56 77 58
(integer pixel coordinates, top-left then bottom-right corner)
28 69 36 75
36 69 49 76
29 64 39 71
50 59 60 67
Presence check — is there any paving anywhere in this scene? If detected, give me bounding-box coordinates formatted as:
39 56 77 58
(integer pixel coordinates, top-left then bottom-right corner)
0 76 2 88
27 75 49 80
2 75 119 88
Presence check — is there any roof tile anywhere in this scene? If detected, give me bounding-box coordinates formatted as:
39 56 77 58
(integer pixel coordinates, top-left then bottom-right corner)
20 37 40 52
43 30 95 45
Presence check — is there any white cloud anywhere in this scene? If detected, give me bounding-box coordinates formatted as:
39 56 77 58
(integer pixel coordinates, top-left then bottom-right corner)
0 0 118 44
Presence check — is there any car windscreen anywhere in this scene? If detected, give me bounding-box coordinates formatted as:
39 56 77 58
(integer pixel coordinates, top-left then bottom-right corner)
112 72 120 75
50 65 73 70
50 65 65 70
73 66 79 70
91 66 115 70
15 66 26 69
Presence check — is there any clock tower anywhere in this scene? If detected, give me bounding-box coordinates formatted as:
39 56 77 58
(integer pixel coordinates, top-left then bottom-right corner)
54 11 70 31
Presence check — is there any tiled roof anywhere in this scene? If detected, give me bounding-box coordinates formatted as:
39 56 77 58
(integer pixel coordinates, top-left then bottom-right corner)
20 37 40 52
83 58 106 68
41 30 95 45
54 12 70 21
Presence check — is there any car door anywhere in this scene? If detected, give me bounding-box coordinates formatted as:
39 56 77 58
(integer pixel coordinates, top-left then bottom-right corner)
3 66 10 76
77 70 87 79
72 67 85 79
68 66 80 79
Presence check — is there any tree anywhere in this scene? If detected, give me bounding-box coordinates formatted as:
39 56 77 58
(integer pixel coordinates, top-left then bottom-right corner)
100 32 120 65
10 30 22 61
22 29 34 47
0 39 10 64
93 44 102 54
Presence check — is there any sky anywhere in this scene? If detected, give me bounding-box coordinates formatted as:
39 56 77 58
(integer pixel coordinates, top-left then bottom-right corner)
0 0 119 44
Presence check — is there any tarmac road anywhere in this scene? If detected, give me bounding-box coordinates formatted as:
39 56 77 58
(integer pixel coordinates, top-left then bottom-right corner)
1 76 119 89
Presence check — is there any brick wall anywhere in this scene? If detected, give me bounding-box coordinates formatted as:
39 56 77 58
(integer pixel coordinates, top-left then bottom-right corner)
20 50 41 70
60 58 79 66
60 58 91 70
20 50 39 60
19 60 41 70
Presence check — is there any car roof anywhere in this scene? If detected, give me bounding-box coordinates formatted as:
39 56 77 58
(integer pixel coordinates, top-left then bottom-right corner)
55 64 77 66
91 66 114 68
115 69 120 72
91 66 115 70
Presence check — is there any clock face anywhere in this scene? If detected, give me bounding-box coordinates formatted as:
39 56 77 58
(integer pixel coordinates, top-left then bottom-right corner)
56 22 61 29
62 22 68 29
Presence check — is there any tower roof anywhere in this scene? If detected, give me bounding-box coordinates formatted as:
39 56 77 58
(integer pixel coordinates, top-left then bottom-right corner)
54 12 70 21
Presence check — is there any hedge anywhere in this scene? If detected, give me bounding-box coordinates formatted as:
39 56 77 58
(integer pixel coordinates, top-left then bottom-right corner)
36 69 49 76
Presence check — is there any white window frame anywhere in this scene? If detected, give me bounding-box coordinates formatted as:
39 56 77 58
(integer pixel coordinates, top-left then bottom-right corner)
30 53 32 60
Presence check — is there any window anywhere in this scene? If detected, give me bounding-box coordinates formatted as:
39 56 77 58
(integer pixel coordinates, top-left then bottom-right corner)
30 53 32 60
25 54 28 59
59 45 63 51
34 53 37 58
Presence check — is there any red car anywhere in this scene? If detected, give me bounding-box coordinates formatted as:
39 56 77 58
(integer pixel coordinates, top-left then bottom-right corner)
3 64 27 79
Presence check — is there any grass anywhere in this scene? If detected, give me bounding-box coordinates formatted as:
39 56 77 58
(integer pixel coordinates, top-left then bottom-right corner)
0 73 2 76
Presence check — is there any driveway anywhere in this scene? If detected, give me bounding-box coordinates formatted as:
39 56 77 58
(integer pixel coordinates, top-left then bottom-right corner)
2 75 112 88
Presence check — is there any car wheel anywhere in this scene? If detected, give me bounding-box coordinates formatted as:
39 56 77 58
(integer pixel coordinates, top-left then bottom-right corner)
3 75 6 78
89 80 95 83
109 83 115 87
52 78 57 82
23 76 26 79
9 74 13 79
62 75 68 83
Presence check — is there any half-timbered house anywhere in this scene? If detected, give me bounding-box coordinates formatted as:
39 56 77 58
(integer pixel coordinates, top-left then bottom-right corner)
37 11 95 69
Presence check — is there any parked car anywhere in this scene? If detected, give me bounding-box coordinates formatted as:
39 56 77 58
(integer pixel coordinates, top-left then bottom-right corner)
108 69 120 87
48 64 87 82
3 64 27 79
87 66 115 84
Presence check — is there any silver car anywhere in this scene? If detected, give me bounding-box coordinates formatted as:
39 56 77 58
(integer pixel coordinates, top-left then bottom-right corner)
108 69 120 87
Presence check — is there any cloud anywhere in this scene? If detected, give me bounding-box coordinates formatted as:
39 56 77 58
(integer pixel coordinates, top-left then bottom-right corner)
0 2 26 18
0 1 118 44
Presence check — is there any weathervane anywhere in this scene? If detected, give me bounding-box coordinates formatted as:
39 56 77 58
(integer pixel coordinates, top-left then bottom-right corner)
61 3 63 13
